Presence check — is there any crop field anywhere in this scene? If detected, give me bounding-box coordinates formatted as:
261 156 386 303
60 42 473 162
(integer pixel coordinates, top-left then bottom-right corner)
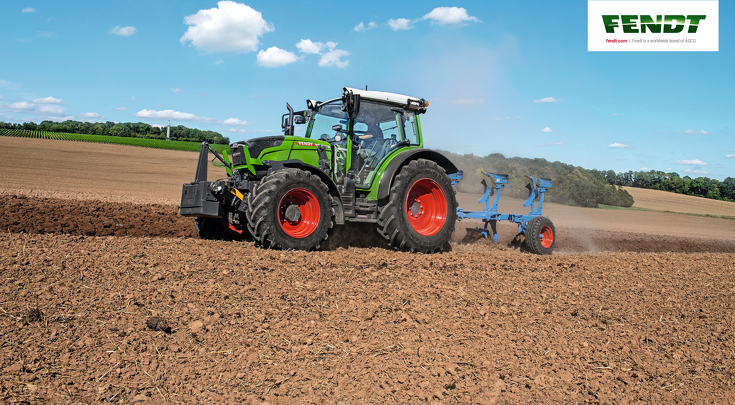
1 137 734 403
0 128 229 153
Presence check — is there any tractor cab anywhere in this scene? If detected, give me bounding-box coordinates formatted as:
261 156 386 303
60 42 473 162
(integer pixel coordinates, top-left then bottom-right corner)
304 88 427 188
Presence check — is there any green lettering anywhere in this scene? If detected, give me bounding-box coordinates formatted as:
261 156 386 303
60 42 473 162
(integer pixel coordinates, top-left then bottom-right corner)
621 15 639 33
664 15 686 33
687 15 706 33
602 15 619 33
640 15 662 33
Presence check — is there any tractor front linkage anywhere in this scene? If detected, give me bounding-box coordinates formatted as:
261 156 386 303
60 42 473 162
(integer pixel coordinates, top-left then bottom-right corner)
451 171 556 255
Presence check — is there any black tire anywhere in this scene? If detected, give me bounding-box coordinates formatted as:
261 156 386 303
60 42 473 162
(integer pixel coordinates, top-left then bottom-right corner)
376 159 457 253
195 217 249 241
246 169 334 251
525 216 555 255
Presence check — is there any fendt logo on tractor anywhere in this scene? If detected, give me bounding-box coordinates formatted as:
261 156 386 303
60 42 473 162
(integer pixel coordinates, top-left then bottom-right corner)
179 87 557 254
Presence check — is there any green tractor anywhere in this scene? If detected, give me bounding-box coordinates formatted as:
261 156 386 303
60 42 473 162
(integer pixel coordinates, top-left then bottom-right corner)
180 87 460 252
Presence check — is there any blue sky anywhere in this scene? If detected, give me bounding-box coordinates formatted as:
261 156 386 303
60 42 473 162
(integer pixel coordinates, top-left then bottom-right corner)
1 1 733 180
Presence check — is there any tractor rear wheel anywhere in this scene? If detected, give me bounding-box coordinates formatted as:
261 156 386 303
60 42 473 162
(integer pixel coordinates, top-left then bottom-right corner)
377 159 457 253
525 216 555 255
246 169 334 251
195 216 249 241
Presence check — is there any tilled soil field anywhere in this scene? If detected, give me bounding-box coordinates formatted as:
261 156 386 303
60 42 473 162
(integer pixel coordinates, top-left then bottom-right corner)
1 196 735 403
1 138 735 403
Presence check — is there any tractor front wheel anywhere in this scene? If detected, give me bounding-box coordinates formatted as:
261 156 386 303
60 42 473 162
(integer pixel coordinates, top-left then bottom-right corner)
377 159 457 253
246 169 334 251
525 216 555 255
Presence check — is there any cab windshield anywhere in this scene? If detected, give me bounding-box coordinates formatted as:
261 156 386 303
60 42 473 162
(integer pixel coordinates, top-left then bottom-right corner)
306 101 347 140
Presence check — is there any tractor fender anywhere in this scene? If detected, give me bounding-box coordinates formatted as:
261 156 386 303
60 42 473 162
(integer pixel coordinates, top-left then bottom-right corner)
264 160 345 225
377 149 459 206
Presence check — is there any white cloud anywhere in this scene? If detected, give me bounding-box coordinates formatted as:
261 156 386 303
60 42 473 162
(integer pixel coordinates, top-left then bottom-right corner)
388 18 414 31
540 142 563 146
37 31 56 38
450 98 484 105
34 96 65 104
8 101 65 116
684 169 709 175
171 88 182 93
36 105 66 116
611 113 619 116
354 22 377 32
134 109 217 123
674 159 707 165
257 46 298 67
115 107 128 110
608 142 631 149
180 1 273 54
683 129 709 135
111 25 137 37
296 39 323 54
319 42 349 68
223 118 249 126
726 154 735 159
0 95 5 101
213 59 224 65
423 7 480 25
296 39 324 54
125 96 138 102
10 100 66 117
541 127 552 133
78 112 102 119
9 101 35 111
22 7 36 13
534 97 557 103
639 167 649 171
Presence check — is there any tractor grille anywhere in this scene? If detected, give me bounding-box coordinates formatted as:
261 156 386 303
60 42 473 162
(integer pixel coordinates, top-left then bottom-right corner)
244 136 285 160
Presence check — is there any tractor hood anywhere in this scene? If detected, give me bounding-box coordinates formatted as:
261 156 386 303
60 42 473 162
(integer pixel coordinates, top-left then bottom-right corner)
233 136 285 161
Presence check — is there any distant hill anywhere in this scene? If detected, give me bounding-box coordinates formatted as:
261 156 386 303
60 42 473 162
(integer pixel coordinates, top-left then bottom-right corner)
0 119 229 145
441 151 634 208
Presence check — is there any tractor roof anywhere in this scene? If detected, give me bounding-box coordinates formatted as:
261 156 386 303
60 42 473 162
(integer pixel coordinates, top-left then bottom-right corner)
344 87 428 110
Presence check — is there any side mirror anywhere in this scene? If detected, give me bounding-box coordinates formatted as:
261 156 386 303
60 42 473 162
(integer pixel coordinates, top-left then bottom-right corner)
295 116 307 125
341 88 361 119
332 124 343 132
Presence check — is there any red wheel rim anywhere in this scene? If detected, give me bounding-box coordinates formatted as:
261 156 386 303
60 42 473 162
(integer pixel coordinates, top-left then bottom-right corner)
278 188 320 238
540 225 554 248
405 178 447 236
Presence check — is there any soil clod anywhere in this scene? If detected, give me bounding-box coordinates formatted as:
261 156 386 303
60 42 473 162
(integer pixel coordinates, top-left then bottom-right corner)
145 316 171 333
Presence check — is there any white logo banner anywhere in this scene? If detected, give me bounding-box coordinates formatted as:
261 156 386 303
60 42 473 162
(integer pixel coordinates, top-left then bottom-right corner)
588 1 719 51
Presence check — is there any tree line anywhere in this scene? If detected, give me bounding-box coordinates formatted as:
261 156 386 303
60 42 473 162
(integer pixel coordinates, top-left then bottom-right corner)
0 120 230 145
596 169 735 202
442 151 635 208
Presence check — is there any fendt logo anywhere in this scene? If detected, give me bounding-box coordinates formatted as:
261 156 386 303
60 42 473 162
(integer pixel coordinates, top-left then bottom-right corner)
602 15 706 33
588 1 718 52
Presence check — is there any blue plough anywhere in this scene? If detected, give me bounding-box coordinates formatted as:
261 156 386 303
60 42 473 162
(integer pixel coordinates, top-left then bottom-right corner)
450 170 556 255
